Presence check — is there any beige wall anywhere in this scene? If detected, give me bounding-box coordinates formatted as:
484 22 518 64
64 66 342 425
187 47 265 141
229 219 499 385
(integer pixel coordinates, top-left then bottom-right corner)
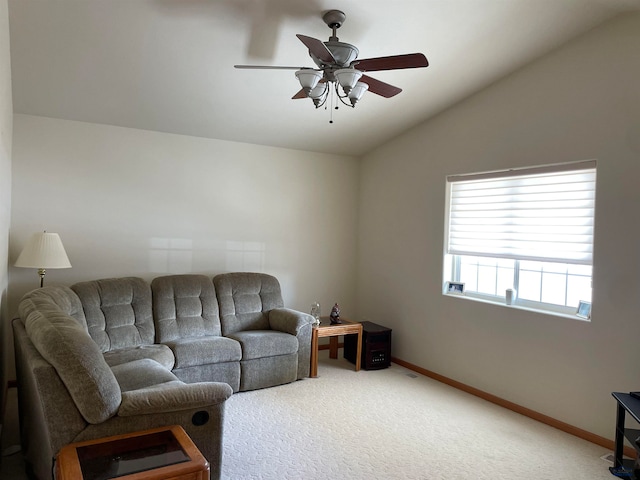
0 0 13 419
357 13 640 439
9 114 359 326
8 8 639 445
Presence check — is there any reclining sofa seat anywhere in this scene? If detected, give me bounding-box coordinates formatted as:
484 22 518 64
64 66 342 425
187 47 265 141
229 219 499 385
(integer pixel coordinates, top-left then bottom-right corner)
151 274 242 392
213 272 313 391
71 277 174 369
13 285 232 480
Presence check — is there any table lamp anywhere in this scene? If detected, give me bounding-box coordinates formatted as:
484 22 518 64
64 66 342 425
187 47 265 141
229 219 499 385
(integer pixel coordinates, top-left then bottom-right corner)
15 231 72 287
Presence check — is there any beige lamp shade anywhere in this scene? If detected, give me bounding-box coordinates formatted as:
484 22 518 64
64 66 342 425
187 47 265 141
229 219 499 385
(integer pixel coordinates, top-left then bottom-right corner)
15 232 71 286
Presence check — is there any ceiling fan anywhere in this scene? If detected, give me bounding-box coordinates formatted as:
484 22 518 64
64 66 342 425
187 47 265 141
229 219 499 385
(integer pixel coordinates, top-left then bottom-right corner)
234 9 429 111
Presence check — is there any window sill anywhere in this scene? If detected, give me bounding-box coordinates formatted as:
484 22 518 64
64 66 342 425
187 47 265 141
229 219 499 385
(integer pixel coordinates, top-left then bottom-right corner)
443 293 590 322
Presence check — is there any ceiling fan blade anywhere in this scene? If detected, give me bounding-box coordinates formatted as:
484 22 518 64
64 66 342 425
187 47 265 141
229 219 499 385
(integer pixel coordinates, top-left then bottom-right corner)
296 34 336 64
292 88 308 99
354 53 428 72
235 65 306 70
361 75 402 98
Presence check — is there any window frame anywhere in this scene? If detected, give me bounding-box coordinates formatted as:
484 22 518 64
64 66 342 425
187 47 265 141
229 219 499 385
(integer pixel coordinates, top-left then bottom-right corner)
443 161 596 319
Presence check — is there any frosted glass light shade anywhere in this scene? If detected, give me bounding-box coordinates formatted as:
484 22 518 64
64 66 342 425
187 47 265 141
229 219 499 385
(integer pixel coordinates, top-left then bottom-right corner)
15 232 72 269
308 83 327 99
295 69 323 94
348 81 369 105
335 68 362 94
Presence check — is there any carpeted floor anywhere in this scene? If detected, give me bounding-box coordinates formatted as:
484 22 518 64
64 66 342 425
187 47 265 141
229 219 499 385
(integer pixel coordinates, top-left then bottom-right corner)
222 350 615 479
0 350 618 479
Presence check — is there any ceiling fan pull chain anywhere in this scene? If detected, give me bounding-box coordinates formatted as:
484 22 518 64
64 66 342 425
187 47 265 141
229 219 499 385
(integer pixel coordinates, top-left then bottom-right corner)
328 86 334 124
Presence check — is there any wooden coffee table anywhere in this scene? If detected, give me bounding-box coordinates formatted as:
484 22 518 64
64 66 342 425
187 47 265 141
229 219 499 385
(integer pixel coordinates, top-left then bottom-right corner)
310 317 362 378
55 425 209 480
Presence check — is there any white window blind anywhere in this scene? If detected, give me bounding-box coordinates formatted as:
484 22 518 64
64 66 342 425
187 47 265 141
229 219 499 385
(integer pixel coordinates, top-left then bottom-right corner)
446 161 596 265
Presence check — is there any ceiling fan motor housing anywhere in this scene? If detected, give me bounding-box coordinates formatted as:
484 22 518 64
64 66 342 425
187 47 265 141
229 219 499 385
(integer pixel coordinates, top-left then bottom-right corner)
311 41 359 68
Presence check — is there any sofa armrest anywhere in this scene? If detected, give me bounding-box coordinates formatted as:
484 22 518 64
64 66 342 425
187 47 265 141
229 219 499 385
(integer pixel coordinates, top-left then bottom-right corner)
118 380 233 417
269 308 314 380
268 308 314 335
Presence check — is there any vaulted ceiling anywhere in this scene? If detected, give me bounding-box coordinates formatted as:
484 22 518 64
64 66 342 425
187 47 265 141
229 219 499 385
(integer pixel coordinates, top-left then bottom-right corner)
8 0 640 156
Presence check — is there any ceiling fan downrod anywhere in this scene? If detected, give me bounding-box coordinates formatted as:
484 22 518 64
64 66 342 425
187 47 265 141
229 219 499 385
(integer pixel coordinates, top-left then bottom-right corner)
322 9 346 41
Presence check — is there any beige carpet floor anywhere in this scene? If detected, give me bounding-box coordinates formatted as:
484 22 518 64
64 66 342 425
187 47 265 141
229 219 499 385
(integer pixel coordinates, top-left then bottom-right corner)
222 350 615 480
0 350 619 479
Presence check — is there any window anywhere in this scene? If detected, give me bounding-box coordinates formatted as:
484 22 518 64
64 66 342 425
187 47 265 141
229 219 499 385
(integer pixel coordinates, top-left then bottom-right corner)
443 161 596 317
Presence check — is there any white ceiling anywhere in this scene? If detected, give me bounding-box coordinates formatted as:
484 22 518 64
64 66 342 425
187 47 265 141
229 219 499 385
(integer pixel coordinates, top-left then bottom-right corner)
8 0 640 156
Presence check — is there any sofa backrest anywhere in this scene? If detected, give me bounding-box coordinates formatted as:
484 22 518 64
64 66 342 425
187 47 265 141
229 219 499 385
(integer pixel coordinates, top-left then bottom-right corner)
18 284 88 328
213 272 284 335
72 277 155 352
151 274 222 342
18 288 122 424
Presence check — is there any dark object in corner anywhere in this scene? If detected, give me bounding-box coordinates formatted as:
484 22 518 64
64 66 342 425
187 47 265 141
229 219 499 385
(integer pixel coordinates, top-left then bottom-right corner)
345 321 392 370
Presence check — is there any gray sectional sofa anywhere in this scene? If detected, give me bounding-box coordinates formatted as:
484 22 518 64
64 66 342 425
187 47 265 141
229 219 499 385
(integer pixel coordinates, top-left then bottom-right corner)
13 272 315 480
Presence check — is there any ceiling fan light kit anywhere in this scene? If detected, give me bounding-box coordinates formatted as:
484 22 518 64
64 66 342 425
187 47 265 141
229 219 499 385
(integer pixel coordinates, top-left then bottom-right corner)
334 68 362 94
308 83 326 100
295 69 323 95
349 82 369 106
235 10 429 120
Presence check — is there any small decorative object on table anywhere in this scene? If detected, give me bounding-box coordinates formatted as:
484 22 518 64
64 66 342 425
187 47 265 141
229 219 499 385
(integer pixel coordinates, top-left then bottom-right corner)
330 303 342 324
310 302 321 325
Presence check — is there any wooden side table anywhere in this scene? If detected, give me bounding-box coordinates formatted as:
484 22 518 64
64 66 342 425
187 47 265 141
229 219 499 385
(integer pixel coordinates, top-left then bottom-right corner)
310 317 362 378
55 425 209 480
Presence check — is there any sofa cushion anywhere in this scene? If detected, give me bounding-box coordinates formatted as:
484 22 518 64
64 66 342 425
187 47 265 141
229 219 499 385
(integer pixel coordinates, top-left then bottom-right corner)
227 330 298 360
72 277 154 352
103 344 175 370
20 297 121 424
151 274 222 342
165 336 242 368
111 358 178 392
214 272 284 335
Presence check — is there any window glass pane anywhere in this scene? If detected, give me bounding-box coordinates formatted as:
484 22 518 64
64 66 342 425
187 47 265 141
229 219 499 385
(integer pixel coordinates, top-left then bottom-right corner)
542 262 567 274
541 272 567 306
477 265 497 295
460 263 478 291
520 260 541 272
478 257 497 267
497 258 514 268
567 264 592 276
461 256 473 265
567 275 592 307
449 253 592 317
460 256 477 268
519 270 541 301
496 266 515 294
